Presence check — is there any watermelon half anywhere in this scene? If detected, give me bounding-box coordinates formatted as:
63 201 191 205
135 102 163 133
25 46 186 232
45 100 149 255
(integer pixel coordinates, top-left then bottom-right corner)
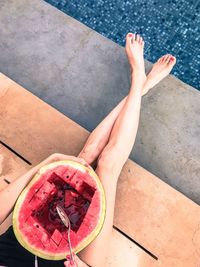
13 160 106 260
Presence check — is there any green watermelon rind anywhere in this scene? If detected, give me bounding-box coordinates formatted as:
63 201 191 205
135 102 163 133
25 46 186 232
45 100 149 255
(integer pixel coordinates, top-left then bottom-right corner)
13 160 106 260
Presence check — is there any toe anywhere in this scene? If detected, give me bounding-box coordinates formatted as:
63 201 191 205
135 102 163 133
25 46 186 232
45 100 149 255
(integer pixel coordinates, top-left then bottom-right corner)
169 55 176 65
132 33 136 43
136 34 140 42
126 32 133 46
158 55 164 63
162 54 170 63
139 36 143 45
126 32 133 38
166 54 172 64
126 32 133 41
158 55 166 63
142 39 144 46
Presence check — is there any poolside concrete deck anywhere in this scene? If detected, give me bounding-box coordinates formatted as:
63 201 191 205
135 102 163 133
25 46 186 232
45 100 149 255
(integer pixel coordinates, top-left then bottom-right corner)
0 0 200 204
1 73 200 266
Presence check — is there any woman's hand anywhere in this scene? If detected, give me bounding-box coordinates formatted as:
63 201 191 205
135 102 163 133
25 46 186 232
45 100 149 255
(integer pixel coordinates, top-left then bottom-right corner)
64 254 90 267
41 153 92 170
0 153 92 225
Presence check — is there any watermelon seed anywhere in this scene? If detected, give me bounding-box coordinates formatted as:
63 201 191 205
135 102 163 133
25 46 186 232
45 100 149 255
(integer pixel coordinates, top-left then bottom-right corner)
36 224 39 228
66 175 69 178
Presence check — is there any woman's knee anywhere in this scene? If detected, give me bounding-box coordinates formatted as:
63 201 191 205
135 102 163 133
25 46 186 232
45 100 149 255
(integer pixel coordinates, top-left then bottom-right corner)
97 149 116 172
97 145 125 177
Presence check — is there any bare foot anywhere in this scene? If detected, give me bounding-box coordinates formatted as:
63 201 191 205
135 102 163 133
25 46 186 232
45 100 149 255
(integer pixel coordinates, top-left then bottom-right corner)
142 54 176 95
125 33 146 85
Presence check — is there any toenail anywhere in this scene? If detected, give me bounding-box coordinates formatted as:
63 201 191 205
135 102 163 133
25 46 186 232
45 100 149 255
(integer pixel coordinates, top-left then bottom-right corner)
128 33 132 37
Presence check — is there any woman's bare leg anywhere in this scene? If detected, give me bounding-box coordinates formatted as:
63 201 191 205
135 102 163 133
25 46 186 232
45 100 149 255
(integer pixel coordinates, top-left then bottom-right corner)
78 36 176 166
78 33 146 267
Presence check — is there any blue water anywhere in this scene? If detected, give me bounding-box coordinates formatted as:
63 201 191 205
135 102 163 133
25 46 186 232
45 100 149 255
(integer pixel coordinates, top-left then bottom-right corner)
45 0 200 90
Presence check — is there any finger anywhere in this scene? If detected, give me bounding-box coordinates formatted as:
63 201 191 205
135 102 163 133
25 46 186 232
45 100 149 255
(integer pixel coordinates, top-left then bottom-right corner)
75 157 94 170
49 154 84 165
64 259 76 267
55 154 93 170
48 153 71 161
76 157 88 165
73 254 88 266
43 154 94 172
64 254 83 267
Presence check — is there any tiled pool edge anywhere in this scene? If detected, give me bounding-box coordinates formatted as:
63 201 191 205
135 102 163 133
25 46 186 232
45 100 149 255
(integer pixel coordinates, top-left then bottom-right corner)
45 0 200 91
0 0 200 204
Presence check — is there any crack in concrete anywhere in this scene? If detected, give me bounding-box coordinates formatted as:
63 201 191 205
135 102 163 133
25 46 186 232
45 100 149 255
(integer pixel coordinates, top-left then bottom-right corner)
63 30 94 71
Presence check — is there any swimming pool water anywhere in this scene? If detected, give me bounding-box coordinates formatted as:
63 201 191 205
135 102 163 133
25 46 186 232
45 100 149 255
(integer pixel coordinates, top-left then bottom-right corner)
45 0 200 90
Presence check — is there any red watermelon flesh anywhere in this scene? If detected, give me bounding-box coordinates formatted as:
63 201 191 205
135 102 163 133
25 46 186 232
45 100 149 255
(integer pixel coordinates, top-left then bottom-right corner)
13 161 106 260
32 173 93 233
